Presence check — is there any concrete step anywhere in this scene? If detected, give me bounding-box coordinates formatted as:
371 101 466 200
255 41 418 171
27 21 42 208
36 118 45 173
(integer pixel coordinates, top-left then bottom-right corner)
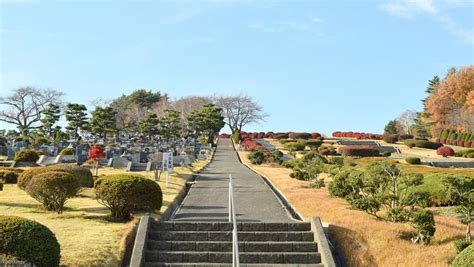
146 264 324 267
148 231 314 242
145 251 321 264
148 241 317 252
152 222 311 232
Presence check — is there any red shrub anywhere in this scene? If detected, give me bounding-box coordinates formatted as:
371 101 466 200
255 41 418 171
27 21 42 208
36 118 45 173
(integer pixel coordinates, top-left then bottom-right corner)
88 145 106 160
311 132 322 139
436 146 455 157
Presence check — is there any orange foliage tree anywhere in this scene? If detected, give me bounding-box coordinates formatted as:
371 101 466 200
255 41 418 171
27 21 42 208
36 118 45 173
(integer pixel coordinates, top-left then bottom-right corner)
424 66 474 136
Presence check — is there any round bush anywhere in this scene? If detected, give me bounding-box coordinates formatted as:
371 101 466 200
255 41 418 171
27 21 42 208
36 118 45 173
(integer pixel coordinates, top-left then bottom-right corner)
95 174 163 221
47 165 94 188
17 167 45 190
0 215 60 267
436 146 455 157
248 149 266 165
59 148 74 156
14 149 39 162
452 244 474 267
25 171 81 213
404 139 443 150
405 157 421 165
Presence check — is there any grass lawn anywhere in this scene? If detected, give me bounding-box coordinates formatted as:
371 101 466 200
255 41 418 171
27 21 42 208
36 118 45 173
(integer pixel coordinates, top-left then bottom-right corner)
238 150 470 266
0 159 210 266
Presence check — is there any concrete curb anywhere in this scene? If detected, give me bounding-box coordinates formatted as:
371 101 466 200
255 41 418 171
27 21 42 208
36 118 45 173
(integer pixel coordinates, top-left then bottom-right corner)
234 140 337 267
129 216 149 267
310 217 337 267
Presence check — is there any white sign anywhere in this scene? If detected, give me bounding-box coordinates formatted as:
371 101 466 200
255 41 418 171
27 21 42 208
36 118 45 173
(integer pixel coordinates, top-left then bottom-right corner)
162 152 173 172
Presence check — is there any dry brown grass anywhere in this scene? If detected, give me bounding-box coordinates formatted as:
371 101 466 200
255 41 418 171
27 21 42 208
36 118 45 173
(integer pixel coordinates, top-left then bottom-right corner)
0 159 210 266
239 151 466 267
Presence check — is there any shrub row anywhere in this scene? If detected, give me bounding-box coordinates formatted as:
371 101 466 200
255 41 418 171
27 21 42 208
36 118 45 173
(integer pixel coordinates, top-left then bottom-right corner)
239 131 322 140
404 139 443 150
405 157 421 165
455 148 474 158
438 129 474 148
18 165 93 189
338 146 380 157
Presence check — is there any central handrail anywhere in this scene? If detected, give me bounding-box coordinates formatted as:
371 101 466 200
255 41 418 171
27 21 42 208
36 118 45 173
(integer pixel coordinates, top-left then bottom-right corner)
229 174 240 267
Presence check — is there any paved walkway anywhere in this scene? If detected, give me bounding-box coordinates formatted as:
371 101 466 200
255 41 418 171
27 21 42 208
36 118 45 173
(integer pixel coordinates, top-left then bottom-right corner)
172 139 295 222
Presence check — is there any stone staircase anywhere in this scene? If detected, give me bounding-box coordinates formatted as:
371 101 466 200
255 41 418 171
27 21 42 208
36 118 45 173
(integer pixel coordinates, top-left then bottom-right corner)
142 221 323 266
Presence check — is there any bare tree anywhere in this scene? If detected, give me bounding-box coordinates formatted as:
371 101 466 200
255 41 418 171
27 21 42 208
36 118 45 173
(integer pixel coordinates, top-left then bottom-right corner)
0 87 64 136
172 96 211 125
215 94 267 133
397 110 417 134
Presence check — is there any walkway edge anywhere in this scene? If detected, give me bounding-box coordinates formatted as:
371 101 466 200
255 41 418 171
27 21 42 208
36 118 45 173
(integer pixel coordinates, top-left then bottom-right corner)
234 141 337 267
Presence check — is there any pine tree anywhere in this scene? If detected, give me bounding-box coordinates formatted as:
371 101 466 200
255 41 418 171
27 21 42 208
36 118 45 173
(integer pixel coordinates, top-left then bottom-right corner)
159 109 181 142
40 103 61 140
187 103 225 144
384 120 399 135
139 112 160 140
65 103 89 141
89 106 117 141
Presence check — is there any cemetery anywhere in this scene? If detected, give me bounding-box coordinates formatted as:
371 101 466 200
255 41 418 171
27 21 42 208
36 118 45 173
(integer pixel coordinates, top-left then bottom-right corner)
0 2 473 266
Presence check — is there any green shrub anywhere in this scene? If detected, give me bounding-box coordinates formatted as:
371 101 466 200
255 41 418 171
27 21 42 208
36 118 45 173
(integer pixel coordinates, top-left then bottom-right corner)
0 215 60 267
14 149 39 162
310 178 325 188
454 239 472 254
383 135 398 144
456 148 474 157
94 174 163 221
404 139 443 150
305 140 323 148
405 157 421 165
382 151 392 157
284 142 306 152
270 150 283 164
339 146 379 157
327 157 344 166
32 137 49 146
248 149 266 165
410 209 436 244
47 165 94 188
279 139 296 144
452 244 474 267
467 153 474 158
281 158 299 169
25 171 81 213
0 171 18 184
59 148 74 156
17 167 44 190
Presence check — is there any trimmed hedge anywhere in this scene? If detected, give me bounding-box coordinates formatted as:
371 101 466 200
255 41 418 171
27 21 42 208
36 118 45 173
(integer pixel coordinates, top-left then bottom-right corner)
95 174 163 221
288 132 311 140
0 215 60 267
59 148 74 156
25 171 81 213
452 244 474 267
456 148 474 158
436 146 455 157
383 135 398 144
405 157 421 165
283 142 306 152
14 149 39 162
404 139 443 149
17 165 94 189
338 146 379 157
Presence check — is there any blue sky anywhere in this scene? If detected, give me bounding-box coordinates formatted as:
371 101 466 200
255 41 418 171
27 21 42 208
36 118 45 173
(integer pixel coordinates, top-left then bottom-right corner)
0 0 473 135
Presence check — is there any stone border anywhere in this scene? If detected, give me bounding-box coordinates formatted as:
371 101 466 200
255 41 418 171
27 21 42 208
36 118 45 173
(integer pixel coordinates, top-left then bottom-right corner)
310 217 337 267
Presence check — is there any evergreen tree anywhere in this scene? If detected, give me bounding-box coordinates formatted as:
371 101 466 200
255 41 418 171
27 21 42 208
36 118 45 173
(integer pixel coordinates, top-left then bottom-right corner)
384 120 399 135
188 103 225 143
139 112 160 140
90 106 117 141
65 103 89 141
159 109 181 142
40 103 61 140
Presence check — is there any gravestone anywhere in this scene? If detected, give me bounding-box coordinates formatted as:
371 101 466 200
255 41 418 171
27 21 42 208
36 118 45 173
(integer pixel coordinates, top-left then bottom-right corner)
76 144 89 164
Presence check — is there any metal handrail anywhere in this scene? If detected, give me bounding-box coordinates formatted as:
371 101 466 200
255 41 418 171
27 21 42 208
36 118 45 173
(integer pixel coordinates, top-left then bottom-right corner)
229 174 240 267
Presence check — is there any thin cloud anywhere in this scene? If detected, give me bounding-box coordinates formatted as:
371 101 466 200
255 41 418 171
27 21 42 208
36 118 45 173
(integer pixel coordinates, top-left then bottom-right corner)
381 0 437 18
381 0 473 44
248 15 322 33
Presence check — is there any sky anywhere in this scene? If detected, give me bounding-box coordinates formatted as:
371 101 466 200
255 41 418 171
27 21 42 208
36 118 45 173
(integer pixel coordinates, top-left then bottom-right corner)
0 0 473 135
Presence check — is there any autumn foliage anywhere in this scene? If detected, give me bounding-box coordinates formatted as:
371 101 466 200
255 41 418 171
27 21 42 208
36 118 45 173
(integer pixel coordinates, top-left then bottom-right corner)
88 145 106 160
436 146 455 157
424 66 474 136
